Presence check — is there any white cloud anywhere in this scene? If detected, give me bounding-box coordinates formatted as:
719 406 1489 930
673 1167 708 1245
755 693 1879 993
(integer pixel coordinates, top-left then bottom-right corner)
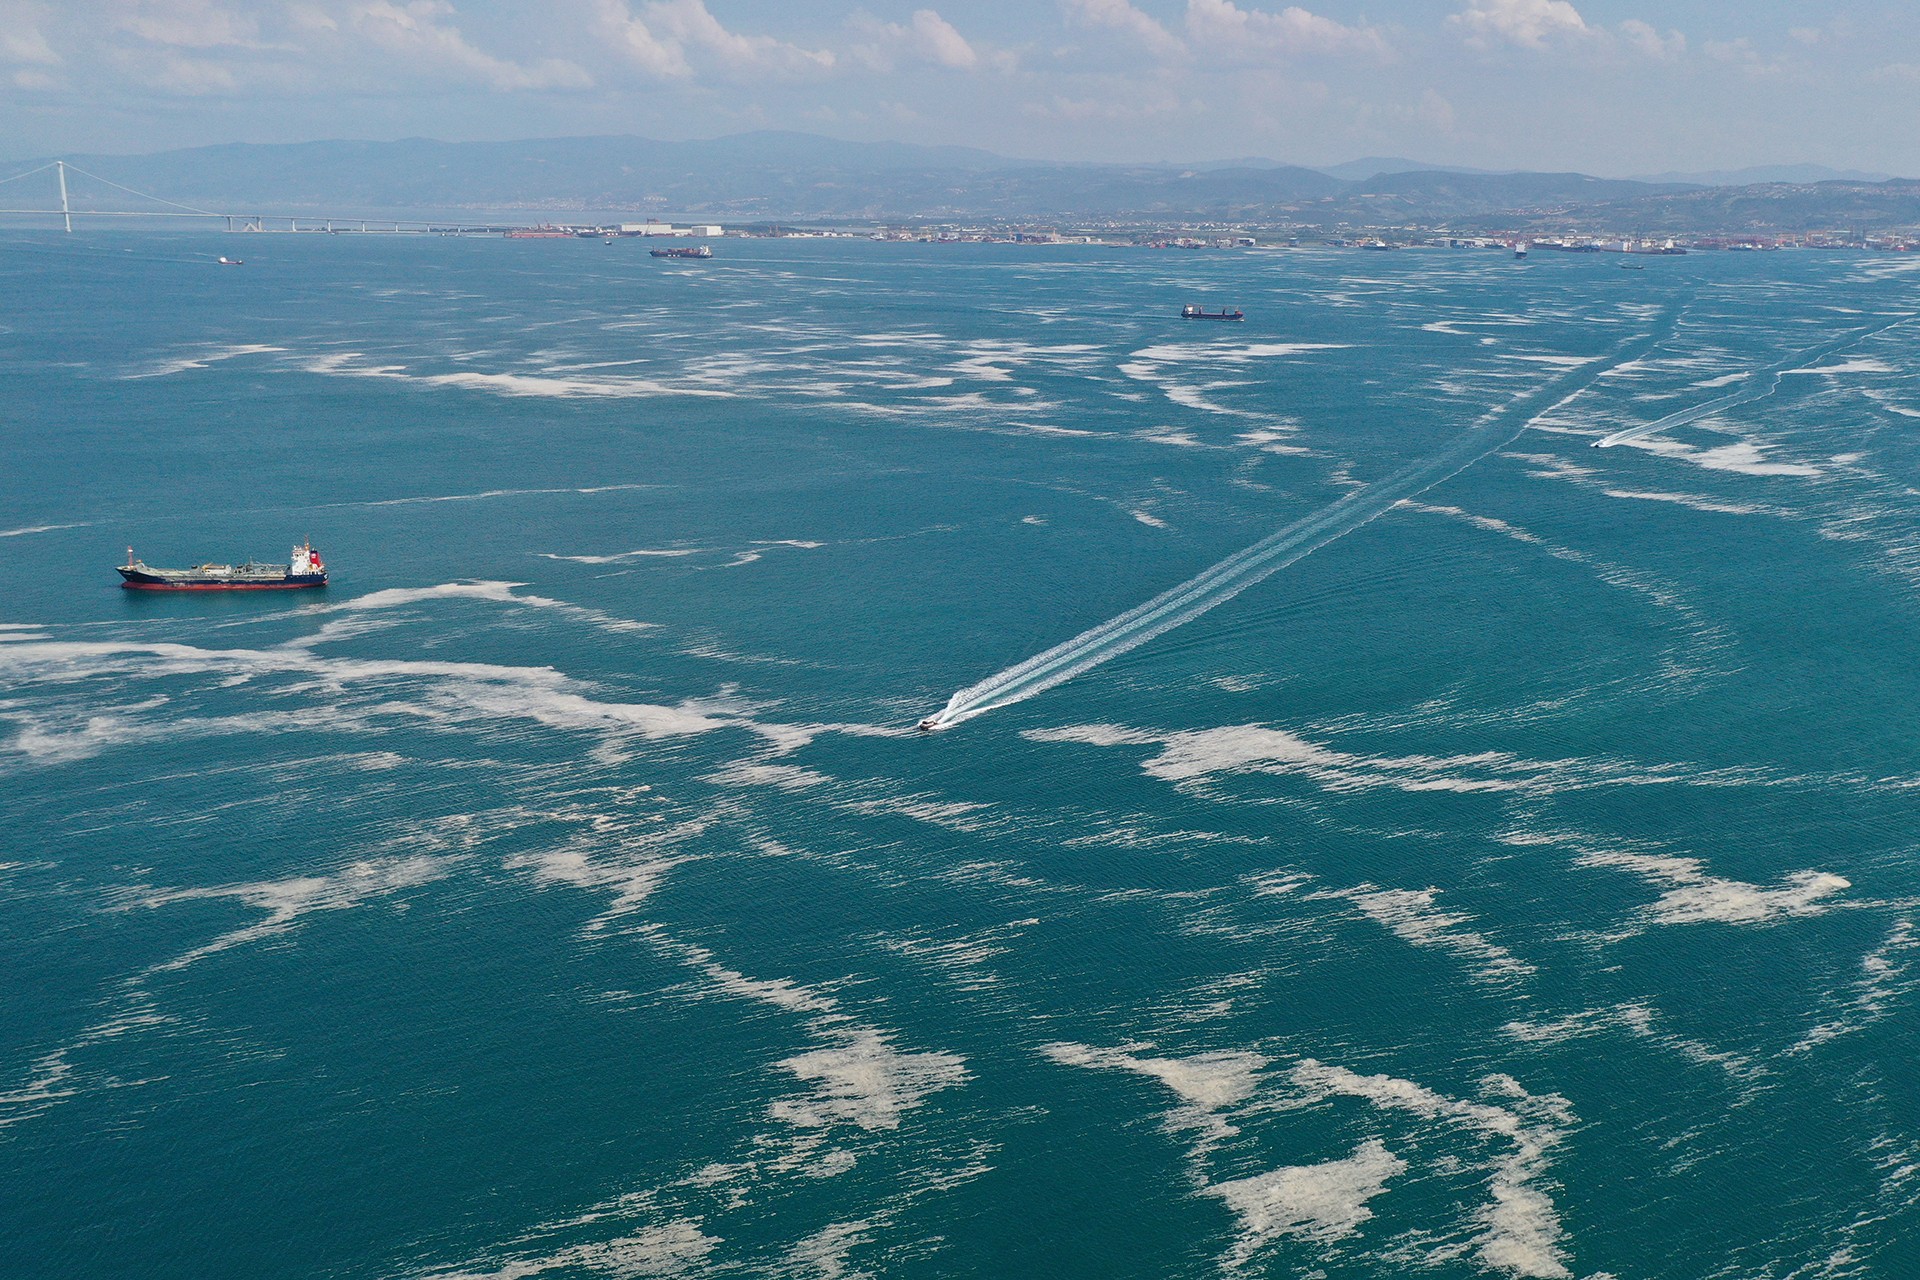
594 0 838 78
1451 0 1589 49
1061 0 1396 69
643 0 834 74
1619 18 1683 60
1023 85 1192 121
129 49 241 92
112 0 260 49
284 4 340 34
1065 0 1186 59
1351 86 1457 137
591 0 689 77
0 2 60 66
1185 0 1389 61
349 1 593 90
904 9 977 69
850 9 987 72
1418 86 1456 131
1702 35 1781 74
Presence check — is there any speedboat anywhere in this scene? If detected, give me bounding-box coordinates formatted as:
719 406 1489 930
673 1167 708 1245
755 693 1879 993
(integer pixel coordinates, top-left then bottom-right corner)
217 256 244 265
916 717 941 732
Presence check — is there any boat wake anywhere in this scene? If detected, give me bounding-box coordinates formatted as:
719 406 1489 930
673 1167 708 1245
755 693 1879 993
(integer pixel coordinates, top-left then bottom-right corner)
1592 312 1913 449
923 319 1678 729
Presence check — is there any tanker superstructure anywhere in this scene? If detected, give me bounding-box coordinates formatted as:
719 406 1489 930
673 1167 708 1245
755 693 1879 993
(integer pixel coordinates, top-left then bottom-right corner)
118 542 328 591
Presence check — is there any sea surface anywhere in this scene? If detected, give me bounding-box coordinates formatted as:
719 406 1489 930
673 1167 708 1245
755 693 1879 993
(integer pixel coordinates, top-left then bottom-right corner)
3 232 1918 1279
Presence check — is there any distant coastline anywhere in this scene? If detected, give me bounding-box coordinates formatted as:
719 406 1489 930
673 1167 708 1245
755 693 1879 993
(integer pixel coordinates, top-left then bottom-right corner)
3 132 1917 245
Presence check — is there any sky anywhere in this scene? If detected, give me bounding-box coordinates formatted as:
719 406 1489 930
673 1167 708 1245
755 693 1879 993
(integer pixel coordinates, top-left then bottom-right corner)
3 1 1918 175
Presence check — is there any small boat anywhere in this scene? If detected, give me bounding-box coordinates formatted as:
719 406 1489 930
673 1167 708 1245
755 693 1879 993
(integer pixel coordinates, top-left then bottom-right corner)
1181 305 1244 321
217 256 244 265
651 245 713 259
916 717 942 733
119 541 327 591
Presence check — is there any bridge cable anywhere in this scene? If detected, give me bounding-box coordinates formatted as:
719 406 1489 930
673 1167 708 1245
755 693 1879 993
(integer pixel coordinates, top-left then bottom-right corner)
58 163 224 216
0 162 59 187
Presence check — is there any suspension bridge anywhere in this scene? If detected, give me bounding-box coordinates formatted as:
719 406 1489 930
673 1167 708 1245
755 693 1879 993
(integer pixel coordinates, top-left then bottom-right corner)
0 159 522 234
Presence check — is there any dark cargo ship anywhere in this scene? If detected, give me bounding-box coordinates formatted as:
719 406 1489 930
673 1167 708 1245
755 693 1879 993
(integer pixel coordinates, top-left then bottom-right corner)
119 542 327 591
650 245 712 259
1181 304 1244 321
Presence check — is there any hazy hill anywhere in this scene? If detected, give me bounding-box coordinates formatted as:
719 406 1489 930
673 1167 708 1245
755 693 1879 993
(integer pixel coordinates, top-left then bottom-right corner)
32 134 1026 216
1629 163 1894 186
6 133 1914 233
1315 156 1509 181
23 133 1344 220
1563 180 1920 235
1345 170 1694 214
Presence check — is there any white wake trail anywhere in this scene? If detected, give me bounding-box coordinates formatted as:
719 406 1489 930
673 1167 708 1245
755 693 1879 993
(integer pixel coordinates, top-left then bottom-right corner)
1594 311 1913 449
927 323 1676 728
1592 373 1784 449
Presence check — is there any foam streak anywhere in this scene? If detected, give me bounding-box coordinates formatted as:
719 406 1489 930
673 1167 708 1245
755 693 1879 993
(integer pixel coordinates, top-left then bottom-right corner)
1593 312 1912 448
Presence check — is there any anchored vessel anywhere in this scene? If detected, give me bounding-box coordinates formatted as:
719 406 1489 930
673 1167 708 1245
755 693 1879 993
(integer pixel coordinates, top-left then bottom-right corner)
650 245 713 259
119 542 328 591
1181 305 1244 321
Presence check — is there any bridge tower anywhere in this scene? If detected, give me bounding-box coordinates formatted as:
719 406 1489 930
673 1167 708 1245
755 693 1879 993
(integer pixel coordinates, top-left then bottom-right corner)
55 160 70 233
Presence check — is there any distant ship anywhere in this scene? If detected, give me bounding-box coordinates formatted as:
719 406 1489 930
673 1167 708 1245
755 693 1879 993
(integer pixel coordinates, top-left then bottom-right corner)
217 256 243 265
1513 242 1529 259
650 245 713 259
119 541 327 591
1181 305 1244 321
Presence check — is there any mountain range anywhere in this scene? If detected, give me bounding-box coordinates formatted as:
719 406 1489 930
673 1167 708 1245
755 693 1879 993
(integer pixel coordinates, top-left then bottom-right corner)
8 133 1917 234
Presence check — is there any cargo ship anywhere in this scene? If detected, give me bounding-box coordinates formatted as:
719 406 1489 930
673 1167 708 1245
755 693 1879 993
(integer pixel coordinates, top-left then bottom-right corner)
118 541 327 591
650 245 712 259
1181 304 1243 321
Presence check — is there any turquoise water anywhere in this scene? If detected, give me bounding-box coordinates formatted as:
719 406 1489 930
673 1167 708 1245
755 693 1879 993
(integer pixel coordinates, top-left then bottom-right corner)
3 233 1918 1279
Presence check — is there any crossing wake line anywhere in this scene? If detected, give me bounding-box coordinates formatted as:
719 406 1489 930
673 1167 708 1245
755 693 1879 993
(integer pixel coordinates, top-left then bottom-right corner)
920 317 1679 729
1593 311 1913 449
